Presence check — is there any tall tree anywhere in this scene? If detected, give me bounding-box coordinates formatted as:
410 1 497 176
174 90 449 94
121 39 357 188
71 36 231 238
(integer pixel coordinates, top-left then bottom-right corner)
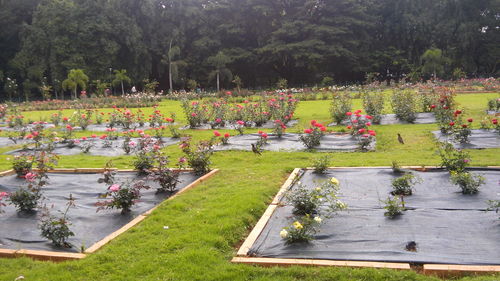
421 48 447 80
62 69 88 99
112 69 131 96
207 51 232 91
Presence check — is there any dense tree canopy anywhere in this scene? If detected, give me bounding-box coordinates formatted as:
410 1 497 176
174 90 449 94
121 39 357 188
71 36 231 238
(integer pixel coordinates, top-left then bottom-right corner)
0 0 498 100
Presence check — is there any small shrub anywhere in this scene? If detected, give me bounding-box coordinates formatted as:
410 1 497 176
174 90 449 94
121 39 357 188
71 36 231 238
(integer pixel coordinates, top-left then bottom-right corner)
0 191 8 213
147 151 180 193
391 173 421 196
235 120 245 135
280 215 321 244
312 155 331 174
39 195 75 248
450 112 473 143
431 88 456 133
391 89 417 123
299 120 326 149
286 177 347 217
487 200 500 219
12 154 33 177
450 171 485 194
273 120 287 138
391 160 403 173
96 180 150 214
180 138 214 175
133 150 155 174
439 142 470 172
383 196 405 218
330 92 352 124
487 97 500 111
8 186 41 212
362 92 385 124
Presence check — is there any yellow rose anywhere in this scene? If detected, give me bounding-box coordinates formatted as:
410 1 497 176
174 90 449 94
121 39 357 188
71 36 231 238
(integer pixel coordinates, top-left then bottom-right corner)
293 221 303 230
330 177 340 185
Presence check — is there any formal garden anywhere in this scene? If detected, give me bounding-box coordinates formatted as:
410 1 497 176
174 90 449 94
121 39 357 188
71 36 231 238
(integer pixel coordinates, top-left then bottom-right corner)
0 84 498 280
1 0 500 280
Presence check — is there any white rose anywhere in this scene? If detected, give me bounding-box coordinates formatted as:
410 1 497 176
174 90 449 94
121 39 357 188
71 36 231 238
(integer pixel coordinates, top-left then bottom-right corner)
280 229 288 238
314 216 322 223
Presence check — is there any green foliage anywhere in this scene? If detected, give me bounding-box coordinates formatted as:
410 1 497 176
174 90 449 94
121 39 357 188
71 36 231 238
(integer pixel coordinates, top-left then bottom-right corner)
180 138 214 176
280 215 320 244
330 92 352 124
487 200 500 219
320 76 334 87
452 68 466 80
112 69 131 96
62 69 89 99
39 195 75 248
142 79 159 94
8 187 41 212
11 154 33 176
450 171 485 194
391 173 421 196
276 78 288 89
383 196 405 218
487 97 500 111
391 160 403 173
186 79 197 91
312 155 331 174
421 47 447 79
439 142 471 172
286 178 346 217
362 91 385 124
391 89 417 123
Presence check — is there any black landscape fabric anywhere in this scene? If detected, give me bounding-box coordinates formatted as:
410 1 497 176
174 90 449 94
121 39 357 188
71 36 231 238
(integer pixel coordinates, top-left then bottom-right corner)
5 137 179 157
0 171 200 253
180 120 299 130
329 113 436 126
213 133 374 152
0 137 25 148
249 168 500 265
432 129 500 149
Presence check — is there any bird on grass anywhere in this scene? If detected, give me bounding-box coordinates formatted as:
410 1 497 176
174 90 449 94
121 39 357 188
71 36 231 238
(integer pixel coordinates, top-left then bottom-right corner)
397 133 405 144
251 143 262 155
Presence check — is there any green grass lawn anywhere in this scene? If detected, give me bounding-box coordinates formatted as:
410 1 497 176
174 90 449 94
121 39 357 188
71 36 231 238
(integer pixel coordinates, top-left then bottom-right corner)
0 93 499 281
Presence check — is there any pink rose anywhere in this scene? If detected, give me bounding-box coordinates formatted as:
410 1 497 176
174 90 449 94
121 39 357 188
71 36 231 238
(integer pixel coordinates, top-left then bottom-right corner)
109 184 120 192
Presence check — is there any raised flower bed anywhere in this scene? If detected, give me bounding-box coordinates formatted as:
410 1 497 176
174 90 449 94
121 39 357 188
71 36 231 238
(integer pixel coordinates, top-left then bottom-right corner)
432 129 500 149
0 168 218 261
213 133 375 152
234 167 500 275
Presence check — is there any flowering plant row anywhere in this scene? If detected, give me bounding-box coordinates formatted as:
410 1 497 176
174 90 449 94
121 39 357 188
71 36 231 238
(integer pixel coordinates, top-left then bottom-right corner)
10 92 163 112
181 93 299 129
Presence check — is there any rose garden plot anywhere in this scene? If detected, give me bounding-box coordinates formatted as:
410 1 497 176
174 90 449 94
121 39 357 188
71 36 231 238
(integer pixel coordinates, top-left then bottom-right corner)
234 167 500 274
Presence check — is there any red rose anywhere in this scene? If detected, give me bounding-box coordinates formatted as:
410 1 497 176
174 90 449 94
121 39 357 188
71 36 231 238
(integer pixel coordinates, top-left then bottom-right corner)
213 131 221 137
346 112 352 116
304 129 313 134
224 133 230 138
467 118 473 122
449 122 455 126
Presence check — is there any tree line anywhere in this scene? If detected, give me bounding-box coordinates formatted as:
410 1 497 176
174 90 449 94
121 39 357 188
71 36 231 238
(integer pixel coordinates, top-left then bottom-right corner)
0 0 498 100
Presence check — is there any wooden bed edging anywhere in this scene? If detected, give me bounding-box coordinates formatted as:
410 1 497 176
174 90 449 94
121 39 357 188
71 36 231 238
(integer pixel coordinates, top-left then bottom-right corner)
235 167 500 275
423 264 500 277
0 168 219 261
231 257 411 270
